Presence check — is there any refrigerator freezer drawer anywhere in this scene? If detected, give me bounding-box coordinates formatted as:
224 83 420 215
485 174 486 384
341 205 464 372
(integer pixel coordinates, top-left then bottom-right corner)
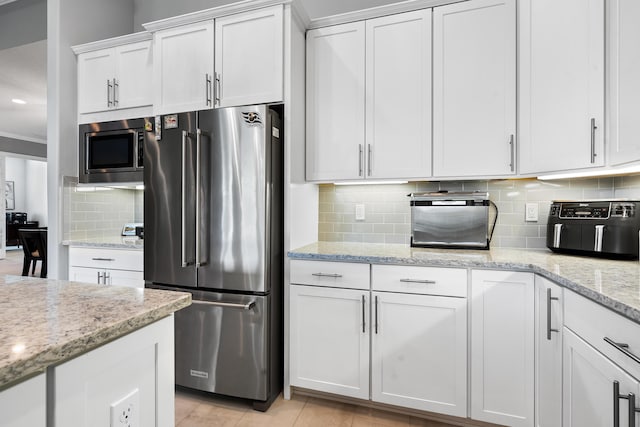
174 290 269 400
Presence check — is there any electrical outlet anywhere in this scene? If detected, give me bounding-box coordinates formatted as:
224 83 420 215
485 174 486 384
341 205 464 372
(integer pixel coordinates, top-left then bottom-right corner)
355 204 365 221
525 203 539 222
110 388 139 427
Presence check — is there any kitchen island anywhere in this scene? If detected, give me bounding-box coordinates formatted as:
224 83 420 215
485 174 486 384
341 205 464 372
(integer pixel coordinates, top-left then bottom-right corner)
0 274 190 426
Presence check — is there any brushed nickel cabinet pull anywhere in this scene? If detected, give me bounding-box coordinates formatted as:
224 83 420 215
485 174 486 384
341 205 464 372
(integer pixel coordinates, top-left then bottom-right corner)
399 278 436 284
605 337 640 364
311 273 343 278
590 118 598 163
546 288 559 340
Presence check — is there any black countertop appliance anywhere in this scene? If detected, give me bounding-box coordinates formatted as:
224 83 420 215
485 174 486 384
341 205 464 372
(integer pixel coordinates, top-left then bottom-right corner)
546 200 640 259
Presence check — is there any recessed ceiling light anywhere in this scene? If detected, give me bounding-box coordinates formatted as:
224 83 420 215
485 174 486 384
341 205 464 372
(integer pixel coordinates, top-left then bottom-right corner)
11 98 26 105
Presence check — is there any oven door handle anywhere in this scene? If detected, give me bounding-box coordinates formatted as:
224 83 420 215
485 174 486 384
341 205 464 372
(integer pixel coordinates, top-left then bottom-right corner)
191 300 255 310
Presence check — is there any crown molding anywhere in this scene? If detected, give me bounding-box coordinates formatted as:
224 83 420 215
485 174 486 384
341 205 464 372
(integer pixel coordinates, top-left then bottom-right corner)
307 0 466 30
71 31 152 54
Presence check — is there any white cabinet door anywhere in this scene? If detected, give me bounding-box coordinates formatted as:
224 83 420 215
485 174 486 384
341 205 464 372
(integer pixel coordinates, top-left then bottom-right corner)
535 276 563 427
215 6 283 108
114 40 153 110
289 285 369 399
78 48 116 114
371 292 466 417
433 0 516 177
470 270 535 427
306 22 365 181
519 0 604 174
609 0 640 166
365 10 431 180
563 327 640 427
154 21 214 115
0 373 46 427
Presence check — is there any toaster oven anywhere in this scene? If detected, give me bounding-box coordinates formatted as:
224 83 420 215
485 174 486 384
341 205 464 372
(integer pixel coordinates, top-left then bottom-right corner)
410 192 491 249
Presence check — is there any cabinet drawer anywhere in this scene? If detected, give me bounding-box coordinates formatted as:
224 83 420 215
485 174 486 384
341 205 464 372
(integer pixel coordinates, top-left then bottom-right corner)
69 247 143 271
290 260 369 290
565 290 640 379
372 265 467 297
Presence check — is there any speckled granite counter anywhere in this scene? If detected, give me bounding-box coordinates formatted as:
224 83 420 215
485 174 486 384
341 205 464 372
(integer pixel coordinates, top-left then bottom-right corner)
288 242 640 324
0 275 190 390
62 236 144 249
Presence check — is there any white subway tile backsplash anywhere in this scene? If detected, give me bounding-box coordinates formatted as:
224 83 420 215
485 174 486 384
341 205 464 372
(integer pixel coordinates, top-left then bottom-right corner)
317 176 640 249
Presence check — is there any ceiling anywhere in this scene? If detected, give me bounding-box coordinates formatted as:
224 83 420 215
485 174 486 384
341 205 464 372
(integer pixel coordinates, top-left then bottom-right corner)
0 39 47 143
0 0 411 147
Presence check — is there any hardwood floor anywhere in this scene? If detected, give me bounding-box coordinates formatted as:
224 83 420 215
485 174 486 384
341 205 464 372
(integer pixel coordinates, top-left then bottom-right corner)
175 389 457 427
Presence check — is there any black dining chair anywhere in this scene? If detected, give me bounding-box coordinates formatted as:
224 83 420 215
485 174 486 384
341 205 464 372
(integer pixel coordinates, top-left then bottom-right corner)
18 228 47 278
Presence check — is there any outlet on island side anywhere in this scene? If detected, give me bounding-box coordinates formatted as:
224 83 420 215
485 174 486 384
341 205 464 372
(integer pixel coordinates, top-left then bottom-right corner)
525 203 539 222
110 388 140 427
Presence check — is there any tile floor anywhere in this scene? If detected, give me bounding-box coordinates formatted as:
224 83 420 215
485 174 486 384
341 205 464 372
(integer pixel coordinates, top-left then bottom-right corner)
0 247 35 276
176 389 458 427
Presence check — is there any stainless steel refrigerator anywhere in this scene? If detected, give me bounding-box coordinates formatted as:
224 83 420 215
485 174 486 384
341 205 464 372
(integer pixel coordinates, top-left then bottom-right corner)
144 105 283 411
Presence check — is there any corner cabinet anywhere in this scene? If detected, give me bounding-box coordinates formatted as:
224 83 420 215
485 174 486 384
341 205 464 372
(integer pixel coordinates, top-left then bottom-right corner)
470 270 535 427
76 37 153 116
306 9 432 182
153 21 215 115
215 5 283 108
432 0 516 178
519 0 605 174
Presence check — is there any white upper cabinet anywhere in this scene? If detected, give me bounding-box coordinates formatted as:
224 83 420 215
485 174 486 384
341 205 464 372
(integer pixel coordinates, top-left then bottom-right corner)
365 10 432 180
306 22 366 181
306 10 432 182
215 5 283 108
432 0 516 178
153 21 215 115
519 0 605 174
609 0 640 166
114 41 153 110
77 40 152 115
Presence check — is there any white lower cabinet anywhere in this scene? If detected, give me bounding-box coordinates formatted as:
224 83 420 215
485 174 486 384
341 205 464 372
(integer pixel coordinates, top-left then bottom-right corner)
470 270 535 427
535 276 563 427
289 284 370 399
68 247 144 288
371 291 466 416
289 260 467 417
563 328 640 427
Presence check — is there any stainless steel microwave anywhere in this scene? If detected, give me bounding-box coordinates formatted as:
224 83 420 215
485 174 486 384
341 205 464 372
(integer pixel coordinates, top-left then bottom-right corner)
79 117 151 183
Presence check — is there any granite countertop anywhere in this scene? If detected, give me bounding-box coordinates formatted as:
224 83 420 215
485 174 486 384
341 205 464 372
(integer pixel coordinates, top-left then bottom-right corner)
62 236 144 250
288 242 640 324
0 275 190 390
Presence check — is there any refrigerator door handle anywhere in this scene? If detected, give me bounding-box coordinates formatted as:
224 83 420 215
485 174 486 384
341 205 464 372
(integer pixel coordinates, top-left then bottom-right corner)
191 299 255 310
196 129 208 267
182 130 194 267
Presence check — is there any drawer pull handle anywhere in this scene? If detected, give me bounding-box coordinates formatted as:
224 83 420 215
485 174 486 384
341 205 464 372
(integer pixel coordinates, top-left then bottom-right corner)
605 337 640 364
312 273 343 278
546 288 559 341
91 258 115 262
400 278 436 284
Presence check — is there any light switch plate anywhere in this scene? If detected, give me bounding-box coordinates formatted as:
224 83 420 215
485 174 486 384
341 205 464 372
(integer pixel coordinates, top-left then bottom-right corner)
525 203 538 222
355 204 365 221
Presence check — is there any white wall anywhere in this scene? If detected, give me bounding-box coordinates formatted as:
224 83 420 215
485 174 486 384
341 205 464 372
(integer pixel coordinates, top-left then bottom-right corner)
0 0 46 50
5 157 48 225
48 0 134 279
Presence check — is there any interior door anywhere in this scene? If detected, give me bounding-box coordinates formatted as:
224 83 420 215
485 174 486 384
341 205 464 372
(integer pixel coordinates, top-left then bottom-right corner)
144 112 197 287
